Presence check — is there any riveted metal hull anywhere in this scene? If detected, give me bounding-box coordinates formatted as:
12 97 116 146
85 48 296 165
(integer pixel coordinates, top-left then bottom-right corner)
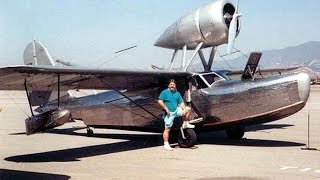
35 73 309 133
191 73 310 130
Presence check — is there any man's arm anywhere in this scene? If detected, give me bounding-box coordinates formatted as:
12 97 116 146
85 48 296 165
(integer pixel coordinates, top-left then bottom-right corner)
179 102 186 110
177 92 186 110
158 99 170 115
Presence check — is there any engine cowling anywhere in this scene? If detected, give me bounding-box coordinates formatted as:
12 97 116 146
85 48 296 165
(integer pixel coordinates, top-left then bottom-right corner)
25 109 71 135
154 0 240 50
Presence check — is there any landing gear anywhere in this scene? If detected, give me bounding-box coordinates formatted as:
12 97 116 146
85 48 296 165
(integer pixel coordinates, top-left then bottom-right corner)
178 128 197 148
226 126 245 139
87 127 94 137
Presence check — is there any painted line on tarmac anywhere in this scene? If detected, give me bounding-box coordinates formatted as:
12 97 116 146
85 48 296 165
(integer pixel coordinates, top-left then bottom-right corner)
280 165 320 175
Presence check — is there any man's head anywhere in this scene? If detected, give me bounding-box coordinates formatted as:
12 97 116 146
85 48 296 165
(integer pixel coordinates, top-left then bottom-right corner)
168 79 177 92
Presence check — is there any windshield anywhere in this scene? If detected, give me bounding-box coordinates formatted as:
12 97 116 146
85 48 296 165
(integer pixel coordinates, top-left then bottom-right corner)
191 71 231 89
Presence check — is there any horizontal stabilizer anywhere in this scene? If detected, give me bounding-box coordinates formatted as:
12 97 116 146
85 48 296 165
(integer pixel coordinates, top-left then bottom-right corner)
241 52 262 79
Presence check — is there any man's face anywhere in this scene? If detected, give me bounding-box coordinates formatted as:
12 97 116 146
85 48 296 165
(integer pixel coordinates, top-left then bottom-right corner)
168 82 176 91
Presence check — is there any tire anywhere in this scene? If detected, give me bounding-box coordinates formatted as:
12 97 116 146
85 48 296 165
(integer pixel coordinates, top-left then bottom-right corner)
178 129 197 148
226 126 245 139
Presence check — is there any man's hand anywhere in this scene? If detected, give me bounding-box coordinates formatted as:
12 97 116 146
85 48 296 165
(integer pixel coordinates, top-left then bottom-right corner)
166 109 170 116
158 99 170 116
179 102 186 111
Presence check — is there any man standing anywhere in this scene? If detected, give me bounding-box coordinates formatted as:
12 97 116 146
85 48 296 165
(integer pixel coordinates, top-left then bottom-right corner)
158 79 194 151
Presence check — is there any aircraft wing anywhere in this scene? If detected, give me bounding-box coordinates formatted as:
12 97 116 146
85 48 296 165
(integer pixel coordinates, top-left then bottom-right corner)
0 65 192 91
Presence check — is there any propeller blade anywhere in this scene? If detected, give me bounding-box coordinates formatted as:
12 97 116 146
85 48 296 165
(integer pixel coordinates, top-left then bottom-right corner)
235 0 239 14
227 0 241 54
227 14 241 54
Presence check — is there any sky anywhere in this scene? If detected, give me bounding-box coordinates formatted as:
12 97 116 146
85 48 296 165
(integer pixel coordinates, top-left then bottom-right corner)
1 0 320 69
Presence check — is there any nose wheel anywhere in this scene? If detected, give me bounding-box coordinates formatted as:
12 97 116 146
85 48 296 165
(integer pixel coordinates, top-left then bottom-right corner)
178 128 197 148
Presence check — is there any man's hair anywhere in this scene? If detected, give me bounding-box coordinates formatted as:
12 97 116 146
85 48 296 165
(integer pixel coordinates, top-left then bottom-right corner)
168 79 176 85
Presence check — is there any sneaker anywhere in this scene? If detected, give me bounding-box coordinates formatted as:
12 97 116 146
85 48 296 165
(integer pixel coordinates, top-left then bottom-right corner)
182 121 195 129
163 144 173 151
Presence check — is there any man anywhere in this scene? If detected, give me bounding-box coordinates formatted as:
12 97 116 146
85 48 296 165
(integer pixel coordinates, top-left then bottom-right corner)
158 79 194 151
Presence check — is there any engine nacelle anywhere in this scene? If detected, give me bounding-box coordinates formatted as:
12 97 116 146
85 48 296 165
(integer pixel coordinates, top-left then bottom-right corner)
25 109 71 135
154 0 240 50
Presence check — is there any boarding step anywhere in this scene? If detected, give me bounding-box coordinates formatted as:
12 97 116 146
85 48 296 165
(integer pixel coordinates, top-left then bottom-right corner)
189 117 204 124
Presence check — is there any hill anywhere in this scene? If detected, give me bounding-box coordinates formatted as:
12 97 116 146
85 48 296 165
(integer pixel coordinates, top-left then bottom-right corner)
203 41 320 72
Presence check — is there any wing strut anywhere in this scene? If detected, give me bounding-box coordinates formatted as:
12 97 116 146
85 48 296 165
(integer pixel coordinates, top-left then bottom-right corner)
24 79 34 116
57 74 60 108
99 79 161 120
184 42 204 71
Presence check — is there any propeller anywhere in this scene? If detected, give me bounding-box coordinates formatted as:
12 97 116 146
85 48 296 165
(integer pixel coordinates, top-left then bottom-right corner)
227 0 241 54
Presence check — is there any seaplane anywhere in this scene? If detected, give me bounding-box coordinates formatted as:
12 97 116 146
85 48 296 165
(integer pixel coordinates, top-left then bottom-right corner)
0 0 310 148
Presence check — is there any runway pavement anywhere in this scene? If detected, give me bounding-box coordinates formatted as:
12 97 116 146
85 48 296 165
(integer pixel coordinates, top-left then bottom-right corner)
0 87 319 180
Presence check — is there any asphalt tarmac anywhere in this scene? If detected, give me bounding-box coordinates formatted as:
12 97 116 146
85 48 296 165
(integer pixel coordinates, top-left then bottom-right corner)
0 86 319 180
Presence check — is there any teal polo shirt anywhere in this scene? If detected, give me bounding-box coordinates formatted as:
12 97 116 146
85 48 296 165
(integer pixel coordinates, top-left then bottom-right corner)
159 88 183 112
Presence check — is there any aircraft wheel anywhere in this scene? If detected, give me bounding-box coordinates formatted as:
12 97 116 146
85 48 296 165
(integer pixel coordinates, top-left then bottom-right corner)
178 129 197 148
226 126 245 139
87 128 94 137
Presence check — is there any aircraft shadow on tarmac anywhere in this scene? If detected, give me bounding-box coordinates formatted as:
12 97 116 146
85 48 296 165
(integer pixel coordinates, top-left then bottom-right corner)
246 124 295 132
199 124 305 147
5 124 305 163
198 134 305 147
5 132 163 163
0 169 70 180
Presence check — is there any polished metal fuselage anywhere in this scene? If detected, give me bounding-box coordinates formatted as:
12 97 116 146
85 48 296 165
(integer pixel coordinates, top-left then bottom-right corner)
36 73 310 133
192 73 310 130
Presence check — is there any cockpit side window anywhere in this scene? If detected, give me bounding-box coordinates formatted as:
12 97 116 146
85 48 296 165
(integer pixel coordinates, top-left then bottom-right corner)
192 72 230 89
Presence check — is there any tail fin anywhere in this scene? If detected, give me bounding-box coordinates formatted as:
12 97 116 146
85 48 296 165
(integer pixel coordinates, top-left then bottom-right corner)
23 40 69 106
23 40 56 66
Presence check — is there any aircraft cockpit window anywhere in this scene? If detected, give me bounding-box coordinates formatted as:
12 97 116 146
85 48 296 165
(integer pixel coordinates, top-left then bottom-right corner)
214 71 231 81
192 72 230 89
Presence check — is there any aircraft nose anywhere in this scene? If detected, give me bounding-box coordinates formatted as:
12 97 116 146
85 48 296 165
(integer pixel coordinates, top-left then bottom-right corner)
297 72 311 103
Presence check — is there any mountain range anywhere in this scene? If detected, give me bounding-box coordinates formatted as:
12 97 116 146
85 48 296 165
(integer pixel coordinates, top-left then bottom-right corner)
205 41 320 72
